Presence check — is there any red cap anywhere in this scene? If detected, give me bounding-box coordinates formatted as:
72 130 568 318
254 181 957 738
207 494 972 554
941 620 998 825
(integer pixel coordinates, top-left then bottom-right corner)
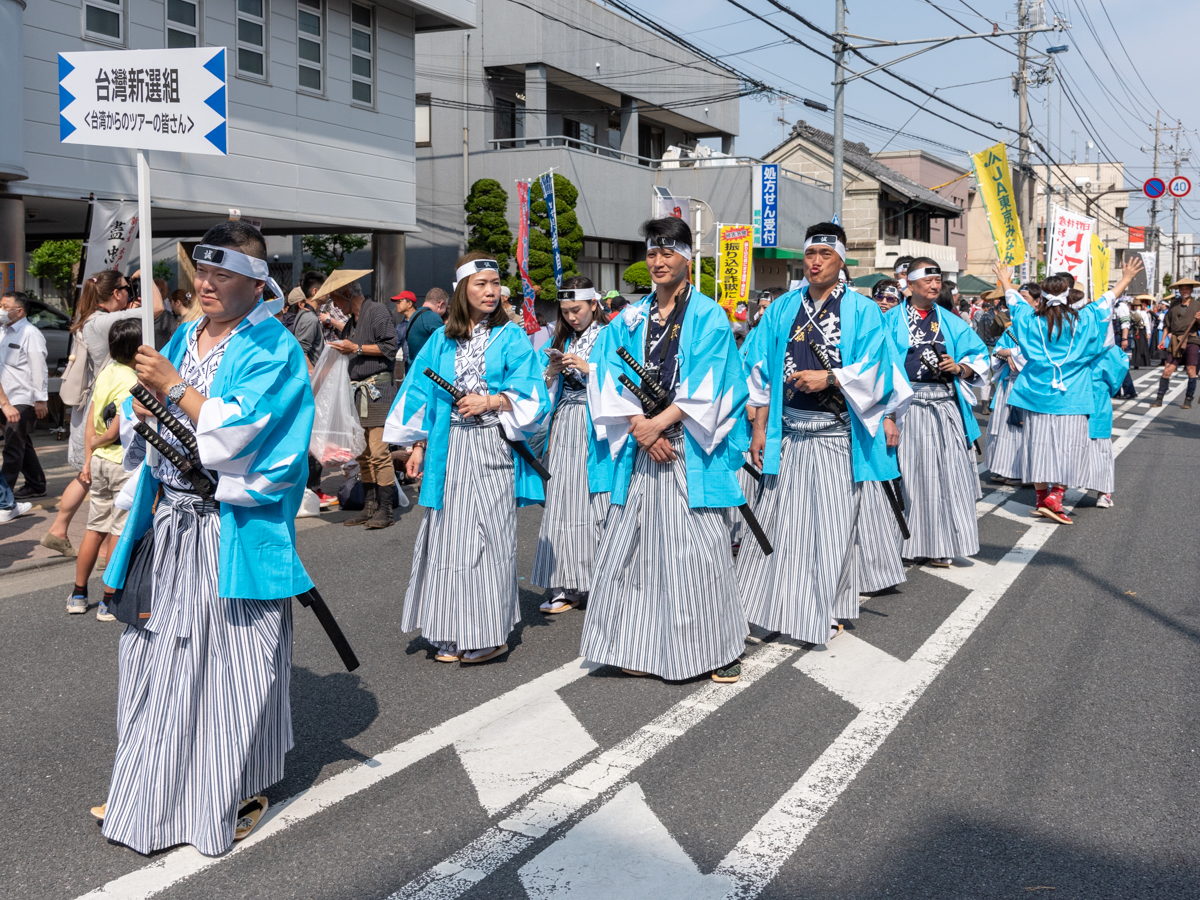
391 290 417 302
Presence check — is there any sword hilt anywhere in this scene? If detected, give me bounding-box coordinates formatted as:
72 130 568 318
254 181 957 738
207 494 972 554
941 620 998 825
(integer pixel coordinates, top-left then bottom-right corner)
424 368 467 403
130 382 202 459
616 346 669 404
133 421 216 499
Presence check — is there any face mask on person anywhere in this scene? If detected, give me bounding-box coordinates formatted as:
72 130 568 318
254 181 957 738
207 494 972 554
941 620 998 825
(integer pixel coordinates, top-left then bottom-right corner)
0 311 11 326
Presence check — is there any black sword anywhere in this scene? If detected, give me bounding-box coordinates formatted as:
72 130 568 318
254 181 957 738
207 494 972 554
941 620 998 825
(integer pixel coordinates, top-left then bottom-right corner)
617 348 772 555
878 479 911 540
130 383 204 461
296 587 360 672
423 368 551 482
808 343 849 425
133 422 217 499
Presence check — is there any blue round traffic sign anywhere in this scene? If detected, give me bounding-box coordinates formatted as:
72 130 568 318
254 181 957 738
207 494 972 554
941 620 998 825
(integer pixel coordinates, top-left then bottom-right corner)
1144 178 1166 198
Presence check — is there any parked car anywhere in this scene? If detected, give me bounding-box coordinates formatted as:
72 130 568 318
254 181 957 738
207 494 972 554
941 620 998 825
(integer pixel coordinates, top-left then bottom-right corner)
25 299 72 377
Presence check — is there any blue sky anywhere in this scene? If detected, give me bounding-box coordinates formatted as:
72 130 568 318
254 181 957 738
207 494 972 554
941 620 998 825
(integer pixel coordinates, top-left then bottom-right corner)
614 0 1199 230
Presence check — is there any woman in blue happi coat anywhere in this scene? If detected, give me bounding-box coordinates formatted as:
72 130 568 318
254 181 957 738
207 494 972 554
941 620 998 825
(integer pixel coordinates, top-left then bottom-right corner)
581 216 749 684
994 257 1142 523
882 257 990 567
739 222 900 645
1081 342 1131 508
984 286 1035 486
529 276 613 614
384 251 550 664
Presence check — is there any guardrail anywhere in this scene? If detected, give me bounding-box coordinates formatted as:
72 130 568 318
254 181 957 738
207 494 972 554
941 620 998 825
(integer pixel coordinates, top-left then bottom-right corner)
486 137 831 188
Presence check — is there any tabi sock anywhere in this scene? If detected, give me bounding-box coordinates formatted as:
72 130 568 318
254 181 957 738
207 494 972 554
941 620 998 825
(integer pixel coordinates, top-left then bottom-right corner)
1035 488 1048 508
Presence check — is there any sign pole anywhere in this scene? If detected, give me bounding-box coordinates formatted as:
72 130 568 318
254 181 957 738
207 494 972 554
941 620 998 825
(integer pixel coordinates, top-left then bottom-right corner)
136 149 159 466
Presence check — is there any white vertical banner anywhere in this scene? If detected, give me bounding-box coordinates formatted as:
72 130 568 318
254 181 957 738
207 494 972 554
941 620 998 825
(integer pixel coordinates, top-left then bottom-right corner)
1139 251 1157 296
83 199 140 278
1047 204 1096 296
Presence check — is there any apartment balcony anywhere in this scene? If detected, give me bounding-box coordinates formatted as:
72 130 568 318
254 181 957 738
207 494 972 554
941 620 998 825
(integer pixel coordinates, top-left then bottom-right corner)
482 137 831 248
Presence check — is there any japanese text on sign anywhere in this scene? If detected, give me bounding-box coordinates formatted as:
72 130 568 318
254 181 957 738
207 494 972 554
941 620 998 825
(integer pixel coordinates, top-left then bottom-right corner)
753 165 779 248
1048 204 1095 295
971 142 1026 267
718 225 753 323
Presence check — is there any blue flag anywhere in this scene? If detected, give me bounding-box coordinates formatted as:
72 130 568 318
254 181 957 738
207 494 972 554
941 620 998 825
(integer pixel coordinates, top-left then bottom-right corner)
540 171 563 288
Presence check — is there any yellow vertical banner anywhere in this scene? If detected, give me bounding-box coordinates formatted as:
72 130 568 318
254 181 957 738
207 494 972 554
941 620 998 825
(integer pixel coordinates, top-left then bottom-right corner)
971 142 1027 267
1090 233 1110 298
717 224 753 322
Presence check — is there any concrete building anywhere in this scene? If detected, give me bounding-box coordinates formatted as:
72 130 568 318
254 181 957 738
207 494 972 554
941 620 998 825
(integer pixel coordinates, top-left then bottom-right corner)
764 120 964 279
409 0 832 300
1 0 475 299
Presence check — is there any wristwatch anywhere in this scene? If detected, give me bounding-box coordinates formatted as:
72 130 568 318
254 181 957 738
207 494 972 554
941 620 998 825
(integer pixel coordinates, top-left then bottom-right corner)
826 372 836 386
167 382 187 405
355 344 362 355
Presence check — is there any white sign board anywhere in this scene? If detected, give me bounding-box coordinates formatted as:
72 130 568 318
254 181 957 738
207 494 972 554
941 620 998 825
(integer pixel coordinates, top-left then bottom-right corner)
752 164 779 248
58 47 227 155
83 199 140 278
1048 204 1095 296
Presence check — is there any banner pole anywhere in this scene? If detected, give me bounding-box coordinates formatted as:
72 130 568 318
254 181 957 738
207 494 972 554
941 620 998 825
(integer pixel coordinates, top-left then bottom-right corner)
73 193 95 314
136 149 159 466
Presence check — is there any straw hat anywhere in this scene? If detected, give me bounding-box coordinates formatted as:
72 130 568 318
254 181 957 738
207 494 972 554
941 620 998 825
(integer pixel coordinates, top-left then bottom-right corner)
980 287 1004 301
313 269 372 299
1135 294 1156 301
1171 277 1200 288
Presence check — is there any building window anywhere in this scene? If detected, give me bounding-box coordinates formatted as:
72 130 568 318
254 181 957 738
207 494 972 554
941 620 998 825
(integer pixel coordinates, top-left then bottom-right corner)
416 94 431 146
84 0 124 44
237 0 267 79
166 0 200 48
297 0 323 93
350 3 374 105
494 98 525 144
637 124 664 164
563 118 596 152
1116 206 1126 225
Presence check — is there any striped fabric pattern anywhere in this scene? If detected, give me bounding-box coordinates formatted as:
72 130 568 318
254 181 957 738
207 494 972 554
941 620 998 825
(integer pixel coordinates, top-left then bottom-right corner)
736 409 860 645
102 488 293 857
581 430 748 680
1014 411 1092 487
403 421 520 651
531 390 611 593
984 376 1025 481
728 455 759 545
1078 437 1115 494
898 383 982 560
855 479 906 593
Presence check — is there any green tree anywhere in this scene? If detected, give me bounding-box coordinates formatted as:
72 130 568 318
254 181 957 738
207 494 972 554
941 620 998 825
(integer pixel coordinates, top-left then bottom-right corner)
153 259 172 283
28 239 82 298
520 174 583 302
465 179 513 279
302 234 370 275
622 260 651 292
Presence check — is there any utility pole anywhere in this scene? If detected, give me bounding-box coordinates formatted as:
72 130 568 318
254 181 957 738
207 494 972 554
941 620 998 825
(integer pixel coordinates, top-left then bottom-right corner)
1043 53 1056 270
1015 0 1033 280
1170 122 1190 282
1149 110 1161 267
832 0 846 222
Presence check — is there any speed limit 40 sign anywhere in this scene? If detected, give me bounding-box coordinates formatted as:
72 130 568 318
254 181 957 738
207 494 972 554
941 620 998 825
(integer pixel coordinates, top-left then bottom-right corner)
1169 176 1191 198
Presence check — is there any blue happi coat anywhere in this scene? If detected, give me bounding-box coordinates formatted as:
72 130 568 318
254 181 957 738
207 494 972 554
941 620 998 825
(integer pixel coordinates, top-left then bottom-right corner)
383 320 550 509
743 285 899 482
104 300 316 600
882 301 989 445
1088 343 1130 439
1004 288 1113 416
536 327 614 495
587 288 747 508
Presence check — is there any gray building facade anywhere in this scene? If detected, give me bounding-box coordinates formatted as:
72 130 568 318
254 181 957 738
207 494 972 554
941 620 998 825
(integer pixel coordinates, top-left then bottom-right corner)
1 0 474 297
409 0 832 298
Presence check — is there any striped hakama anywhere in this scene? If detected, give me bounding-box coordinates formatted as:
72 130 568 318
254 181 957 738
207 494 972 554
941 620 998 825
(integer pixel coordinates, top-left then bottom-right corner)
403 418 520 651
581 428 748 680
531 388 611 594
102 488 293 857
898 383 981 561
984 376 1025 481
737 410 860 645
1079 437 1115 494
1012 411 1091 488
728 454 759 546
855 479 906 593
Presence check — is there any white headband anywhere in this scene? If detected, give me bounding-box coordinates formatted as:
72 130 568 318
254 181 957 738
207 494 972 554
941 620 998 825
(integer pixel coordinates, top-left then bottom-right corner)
192 244 285 308
894 263 910 275
804 234 847 260
908 266 942 281
557 287 598 303
1042 290 1069 307
646 238 692 261
453 258 500 289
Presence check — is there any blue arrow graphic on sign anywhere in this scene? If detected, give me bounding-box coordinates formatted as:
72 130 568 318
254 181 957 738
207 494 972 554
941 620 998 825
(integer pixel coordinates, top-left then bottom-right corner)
202 48 228 154
58 55 76 140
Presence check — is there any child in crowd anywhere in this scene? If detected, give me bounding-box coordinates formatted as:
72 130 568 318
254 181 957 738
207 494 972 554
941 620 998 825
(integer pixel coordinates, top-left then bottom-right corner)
66 319 141 619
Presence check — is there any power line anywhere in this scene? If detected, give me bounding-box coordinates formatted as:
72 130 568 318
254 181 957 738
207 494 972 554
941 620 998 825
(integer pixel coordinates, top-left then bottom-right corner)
1094 0 1173 119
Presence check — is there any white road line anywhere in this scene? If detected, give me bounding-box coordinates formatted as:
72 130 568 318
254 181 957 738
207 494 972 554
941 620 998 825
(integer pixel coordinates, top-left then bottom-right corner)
710 380 1185 900
385 642 798 900
71 382 1184 900
75 659 599 900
